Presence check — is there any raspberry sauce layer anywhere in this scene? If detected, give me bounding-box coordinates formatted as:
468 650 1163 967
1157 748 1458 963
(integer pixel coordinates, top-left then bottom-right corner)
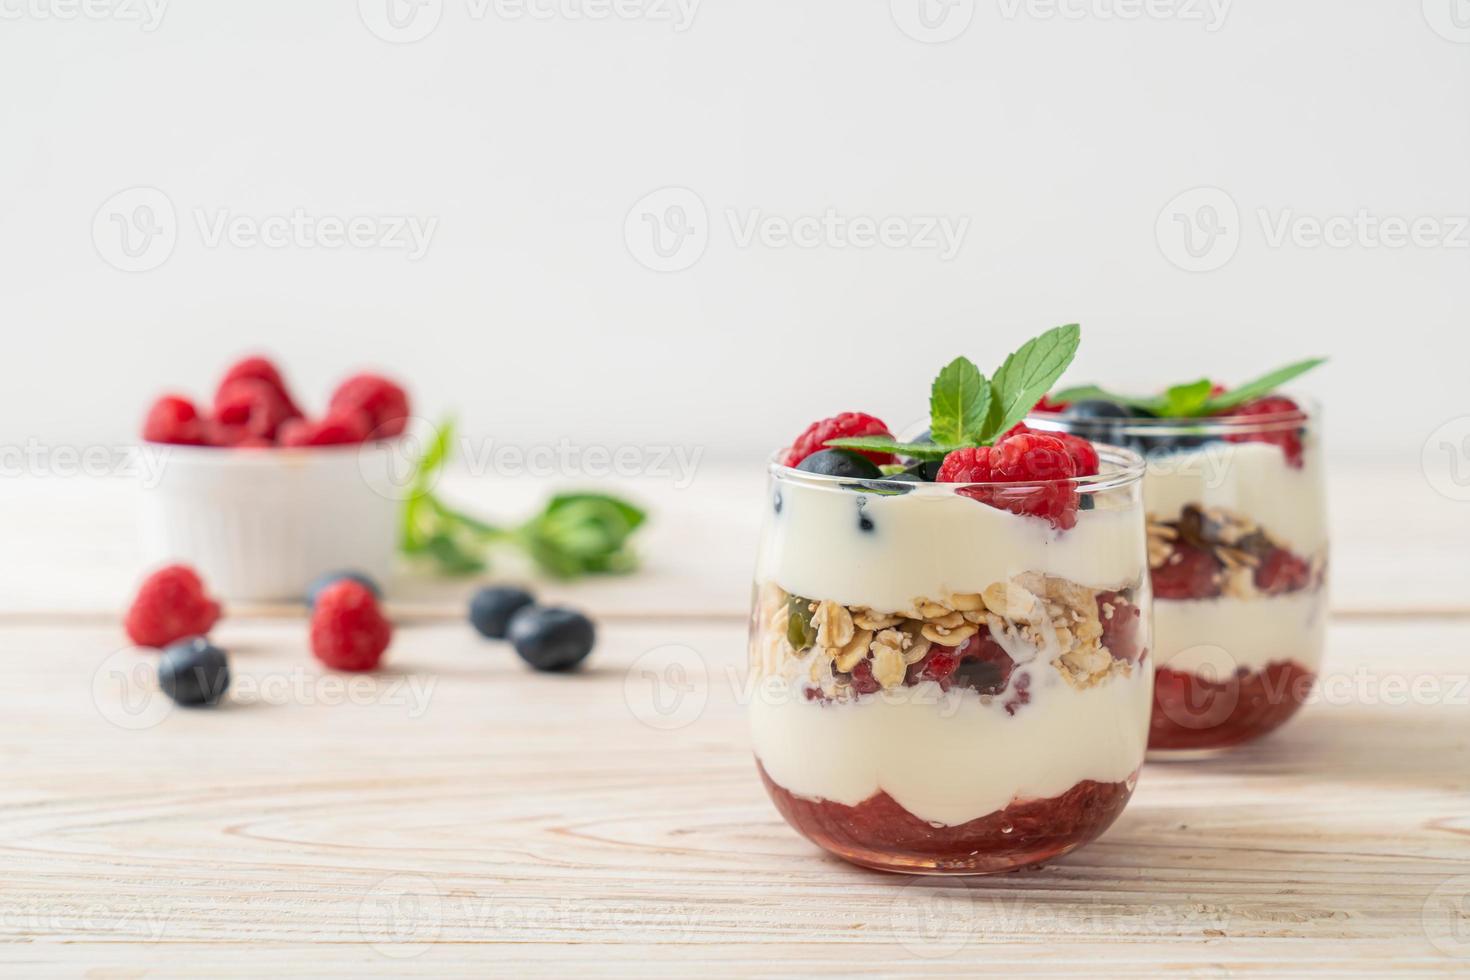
759 761 1135 874
1149 661 1316 752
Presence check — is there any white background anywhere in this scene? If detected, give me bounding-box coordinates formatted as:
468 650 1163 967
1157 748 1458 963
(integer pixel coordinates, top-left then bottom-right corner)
1 0 1467 464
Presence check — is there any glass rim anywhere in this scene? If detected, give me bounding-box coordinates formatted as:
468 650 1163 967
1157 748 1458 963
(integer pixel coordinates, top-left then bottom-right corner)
1028 392 1318 437
768 444 1146 493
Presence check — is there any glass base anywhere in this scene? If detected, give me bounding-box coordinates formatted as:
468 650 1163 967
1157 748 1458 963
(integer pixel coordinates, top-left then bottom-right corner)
758 762 1136 876
1148 661 1316 752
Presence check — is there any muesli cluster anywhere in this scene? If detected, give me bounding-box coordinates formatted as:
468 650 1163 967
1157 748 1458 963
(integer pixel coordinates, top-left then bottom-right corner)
753 575 1142 706
1147 503 1325 601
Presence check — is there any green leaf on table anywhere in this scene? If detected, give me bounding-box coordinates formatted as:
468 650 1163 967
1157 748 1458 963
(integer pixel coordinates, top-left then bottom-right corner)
983 323 1082 441
1204 357 1326 413
929 356 991 447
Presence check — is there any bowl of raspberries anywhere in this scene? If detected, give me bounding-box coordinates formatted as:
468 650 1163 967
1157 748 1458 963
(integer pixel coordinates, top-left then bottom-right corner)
138 356 412 601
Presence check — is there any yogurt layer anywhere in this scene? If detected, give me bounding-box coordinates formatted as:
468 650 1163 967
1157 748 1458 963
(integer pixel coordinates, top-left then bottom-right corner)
1154 590 1327 676
758 480 1146 614
1142 439 1326 556
749 664 1152 827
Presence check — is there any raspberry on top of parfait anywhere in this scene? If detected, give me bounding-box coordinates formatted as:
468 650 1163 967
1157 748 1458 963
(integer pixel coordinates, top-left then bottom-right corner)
774 324 1103 530
1042 357 1324 469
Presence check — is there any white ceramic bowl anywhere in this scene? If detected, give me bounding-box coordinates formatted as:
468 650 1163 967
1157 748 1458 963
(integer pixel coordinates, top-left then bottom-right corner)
137 441 404 601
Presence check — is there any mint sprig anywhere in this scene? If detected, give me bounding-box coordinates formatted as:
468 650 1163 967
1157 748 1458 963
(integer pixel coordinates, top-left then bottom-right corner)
400 419 647 578
823 323 1084 463
930 356 991 446
1051 356 1325 419
984 323 1081 439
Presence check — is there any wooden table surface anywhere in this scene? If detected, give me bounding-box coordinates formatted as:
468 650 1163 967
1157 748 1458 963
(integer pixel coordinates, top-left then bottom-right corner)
2 462 1468 976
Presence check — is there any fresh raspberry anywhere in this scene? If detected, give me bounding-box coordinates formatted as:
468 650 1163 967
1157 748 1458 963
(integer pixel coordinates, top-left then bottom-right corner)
217 356 303 419
940 433 1080 529
329 374 411 439
1254 547 1312 595
1005 422 1099 476
125 564 222 649
278 412 370 447
1223 396 1306 467
954 631 1016 696
781 412 894 468
215 378 294 439
1150 541 1222 599
310 580 392 671
142 395 206 446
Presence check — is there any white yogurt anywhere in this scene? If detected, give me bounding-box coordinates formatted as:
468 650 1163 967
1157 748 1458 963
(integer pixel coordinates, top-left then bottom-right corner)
1142 438 1327 557
1154 591 1327 676
750 664 1152 827
758 480 1146 614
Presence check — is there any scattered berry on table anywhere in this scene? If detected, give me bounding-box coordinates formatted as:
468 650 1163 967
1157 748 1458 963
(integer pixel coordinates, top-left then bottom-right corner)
125 564 222 649
328 374 411 439
142 395 206 446
469 586 536 640
158 636 230 707
1223 396 1306 467
794 448 882 479
310 580 392 671
506 606 595 672
307 570 382 609
781 412 894 468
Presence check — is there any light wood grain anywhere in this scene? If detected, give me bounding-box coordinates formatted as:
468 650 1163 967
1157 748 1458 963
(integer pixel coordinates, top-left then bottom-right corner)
1 616 1467 975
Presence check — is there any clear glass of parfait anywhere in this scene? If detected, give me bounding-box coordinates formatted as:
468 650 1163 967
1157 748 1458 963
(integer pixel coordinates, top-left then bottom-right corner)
748 446 1152 874
1032 399 1326 754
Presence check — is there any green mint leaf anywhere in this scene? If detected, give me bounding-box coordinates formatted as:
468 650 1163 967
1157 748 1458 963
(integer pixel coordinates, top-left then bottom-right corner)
517 492 647 579
1160 379 1215 418
983 323 1082 441
928 356 991 447
824 436 962 461
1205 357 1326 413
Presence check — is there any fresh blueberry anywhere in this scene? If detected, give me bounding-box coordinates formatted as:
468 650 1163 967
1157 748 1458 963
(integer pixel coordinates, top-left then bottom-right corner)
888 472 924 483
795 449 882 479
507 606 596 672
307 570 382 608
1079 493 1096 511
158 637 230 707
856 497 875 532
469 586 536 640
1062 399 1147 420
773 487 783 515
